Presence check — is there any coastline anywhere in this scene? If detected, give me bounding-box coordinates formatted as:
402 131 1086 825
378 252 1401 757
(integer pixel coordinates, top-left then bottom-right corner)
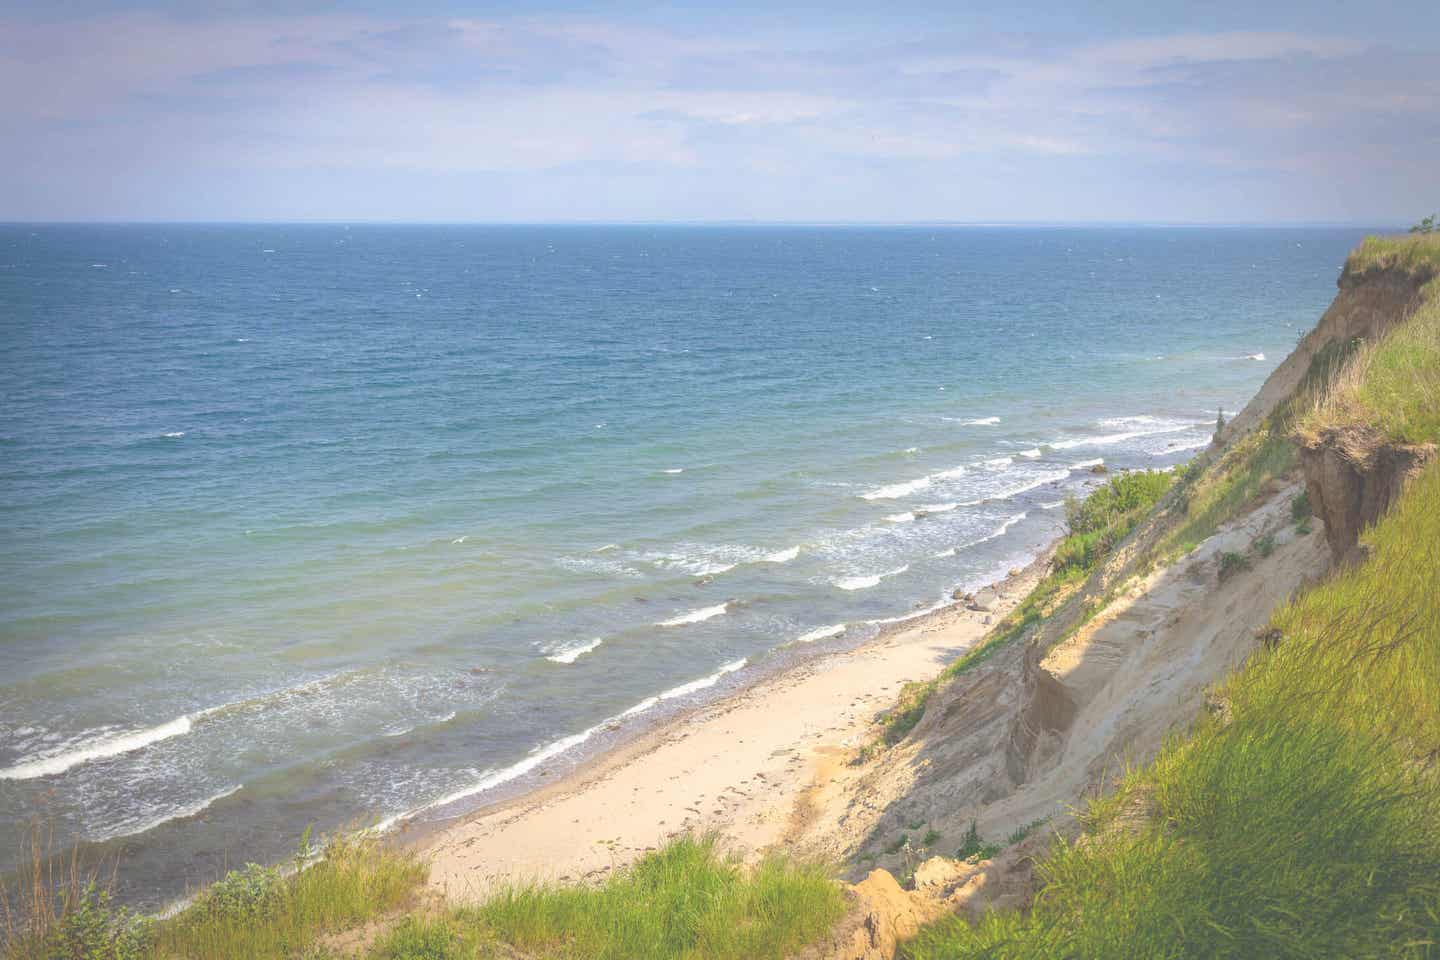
409 548 1056 899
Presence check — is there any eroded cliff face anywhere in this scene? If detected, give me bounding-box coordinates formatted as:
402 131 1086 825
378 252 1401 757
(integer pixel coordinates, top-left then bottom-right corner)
1300 433 1434 563
1224 263 1433 441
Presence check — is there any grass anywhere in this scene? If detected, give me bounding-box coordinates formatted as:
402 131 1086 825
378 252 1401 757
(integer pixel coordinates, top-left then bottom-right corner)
1342 232 1440 278
1160 418 1296 558
2 831 426 960
6 835 840 960
1299 276 1440 448
861 470 1175 754
902 458 1440 959
953 823 1000 865
385 835 846 960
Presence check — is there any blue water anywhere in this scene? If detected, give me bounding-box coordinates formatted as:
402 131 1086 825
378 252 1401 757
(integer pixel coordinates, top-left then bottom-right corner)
0 224 1365 903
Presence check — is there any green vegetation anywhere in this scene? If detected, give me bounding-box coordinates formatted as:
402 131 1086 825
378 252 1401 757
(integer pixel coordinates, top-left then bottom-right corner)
1343 232 1440 277
1409 213 1435 235
1004 819 1047 847
1252 533 1275 558
1054 469 1173 577
861 470 1175 755
416 836 844 960
1300 276 1440 447
6 835 840 960
921 829 942 848
902 259 1440 959
903 458 1440 959
1216 550 1249 582
1290 490 1311 523
1161 419 1296 558
953 823 1000 865
2 833 425 960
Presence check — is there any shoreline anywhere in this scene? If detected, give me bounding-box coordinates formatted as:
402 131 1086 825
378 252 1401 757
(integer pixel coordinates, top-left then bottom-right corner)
409 547 1057 899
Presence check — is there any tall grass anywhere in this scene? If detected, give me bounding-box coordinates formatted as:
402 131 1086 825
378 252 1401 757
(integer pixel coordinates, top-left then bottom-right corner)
901 450 1440 959
152 835 425 960
1300 278 1440 448
2 830 426 960
369 835 846 960
1343 232 1440 277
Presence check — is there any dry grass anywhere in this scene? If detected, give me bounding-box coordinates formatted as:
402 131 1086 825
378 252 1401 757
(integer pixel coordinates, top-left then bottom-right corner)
1299 277 1440 449
1343 233 1440 279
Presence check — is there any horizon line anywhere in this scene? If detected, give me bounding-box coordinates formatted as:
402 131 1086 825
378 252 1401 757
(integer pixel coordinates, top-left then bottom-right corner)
0 218 1408 230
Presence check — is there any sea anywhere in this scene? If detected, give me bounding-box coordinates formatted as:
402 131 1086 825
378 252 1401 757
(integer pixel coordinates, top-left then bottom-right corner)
0 223 1369 906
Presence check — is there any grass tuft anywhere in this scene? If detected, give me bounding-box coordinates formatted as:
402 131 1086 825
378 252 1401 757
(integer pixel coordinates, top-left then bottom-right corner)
439 835 845 960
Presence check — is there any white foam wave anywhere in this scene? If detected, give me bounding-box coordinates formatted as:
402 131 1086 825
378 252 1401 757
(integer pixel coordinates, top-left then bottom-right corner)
0 716 196 780
1071 458 1105 470
1050 422 1194 450
546 637 604 664
162 431 185 439
594 543 619 553
656 602 729 627
948 416 1000 425
919 502 958 514
861 476 931 500
885 511 915 524
428 725 602 811
764 546 800 563
1018 448 1042 458
834 565 908 591
866 598 954 626
983 456 1013 468
795 623 846 643
932 547 957 558
1040 500 1066 510
663 468 684 474
89 784 242 843
1246 352 1266 361
451 536 467 544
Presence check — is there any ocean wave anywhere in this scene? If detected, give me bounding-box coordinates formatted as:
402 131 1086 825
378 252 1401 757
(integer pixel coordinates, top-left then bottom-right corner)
1018 448 1042 458
975 471 1070 504
982 457 1013 469
1246 352 1265 361
89 784 242 843
884 511 915 524
763 545 800 563
860 476 931 500
161 431 186 439
834 565 908 591
945 416 1000 425
866 598 954 626
663 468 684 474
546 637 604 664
1071 458 1104 470
656 602 729 627
623 658 748 717
795 623 846 643
0 715 197 781
918 502 958 514
1040 500 1066 510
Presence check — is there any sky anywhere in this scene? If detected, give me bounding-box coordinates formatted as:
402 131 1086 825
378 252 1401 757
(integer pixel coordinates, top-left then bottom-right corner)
2 0 1437 223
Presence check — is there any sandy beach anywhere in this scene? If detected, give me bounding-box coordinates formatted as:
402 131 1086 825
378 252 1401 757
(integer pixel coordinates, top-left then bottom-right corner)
418 557 1052 900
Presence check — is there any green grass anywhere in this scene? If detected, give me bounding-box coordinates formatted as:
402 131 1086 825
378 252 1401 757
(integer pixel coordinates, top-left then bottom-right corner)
152 836 425 960
1342 232 1440 278
862 471 1175 754
1160 419 1296 558
2 833 426 960
902 458 1440 959
373 835 846 960
1300 277 1440 447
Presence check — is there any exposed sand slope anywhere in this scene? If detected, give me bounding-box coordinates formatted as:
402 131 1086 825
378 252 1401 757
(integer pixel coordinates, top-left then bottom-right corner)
789 480 1329 888
420 564 1049 900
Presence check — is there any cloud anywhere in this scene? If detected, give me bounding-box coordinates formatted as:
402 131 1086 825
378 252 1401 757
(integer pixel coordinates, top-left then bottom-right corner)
0 8 1435 221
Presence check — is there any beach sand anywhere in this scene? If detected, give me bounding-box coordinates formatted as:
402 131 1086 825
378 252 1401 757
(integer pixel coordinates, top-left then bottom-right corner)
418 558 1052 901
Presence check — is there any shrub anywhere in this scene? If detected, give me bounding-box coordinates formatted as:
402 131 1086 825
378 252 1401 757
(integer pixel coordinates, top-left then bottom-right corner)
955 822 1001 864
1253 533 1276 558
1291 490 1312 522
1217 550 1250 581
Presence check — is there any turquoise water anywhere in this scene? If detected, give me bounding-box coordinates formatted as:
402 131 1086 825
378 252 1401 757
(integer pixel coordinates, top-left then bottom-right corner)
0 224 1364 903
